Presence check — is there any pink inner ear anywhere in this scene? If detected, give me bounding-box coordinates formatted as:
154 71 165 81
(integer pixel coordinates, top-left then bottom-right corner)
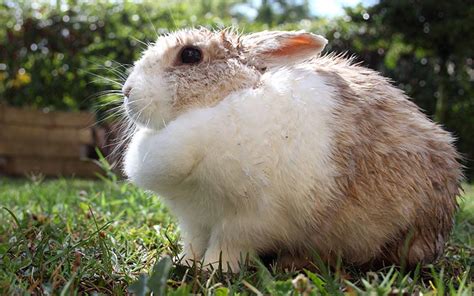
267 35 322 57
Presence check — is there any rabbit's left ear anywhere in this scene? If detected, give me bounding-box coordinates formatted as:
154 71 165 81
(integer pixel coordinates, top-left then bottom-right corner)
241 31 327 69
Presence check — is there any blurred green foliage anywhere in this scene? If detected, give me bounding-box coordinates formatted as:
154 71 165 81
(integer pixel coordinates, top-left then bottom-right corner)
0 0 472 178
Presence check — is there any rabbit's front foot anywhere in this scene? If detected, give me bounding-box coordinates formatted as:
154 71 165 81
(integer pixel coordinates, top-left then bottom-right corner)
203 234 253 272
179 228 210 266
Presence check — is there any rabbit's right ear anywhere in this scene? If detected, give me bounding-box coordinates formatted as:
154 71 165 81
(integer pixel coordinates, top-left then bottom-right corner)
241 31 327 69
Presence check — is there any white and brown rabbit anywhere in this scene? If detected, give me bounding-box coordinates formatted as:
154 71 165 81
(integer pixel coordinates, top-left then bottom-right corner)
122 28 462 271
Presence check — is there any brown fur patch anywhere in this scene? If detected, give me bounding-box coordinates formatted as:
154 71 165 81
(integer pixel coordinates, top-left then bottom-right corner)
308 55 462 267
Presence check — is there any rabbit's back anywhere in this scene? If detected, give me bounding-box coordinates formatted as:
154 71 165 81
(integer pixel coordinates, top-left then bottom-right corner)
310 56 462 266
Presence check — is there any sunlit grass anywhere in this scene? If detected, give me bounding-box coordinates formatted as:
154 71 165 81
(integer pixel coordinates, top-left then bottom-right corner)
0 176 472 295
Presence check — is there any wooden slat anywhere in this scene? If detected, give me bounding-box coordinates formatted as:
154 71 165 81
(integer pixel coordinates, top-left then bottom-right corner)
0 157 103 178
0 124 93 144
0 141 89 158
0 105 95 128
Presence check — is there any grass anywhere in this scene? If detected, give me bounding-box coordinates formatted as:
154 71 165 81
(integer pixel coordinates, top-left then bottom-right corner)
0 173 472 295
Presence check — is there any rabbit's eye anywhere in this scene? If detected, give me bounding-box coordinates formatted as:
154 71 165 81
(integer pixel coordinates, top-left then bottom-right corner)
180 47 202 64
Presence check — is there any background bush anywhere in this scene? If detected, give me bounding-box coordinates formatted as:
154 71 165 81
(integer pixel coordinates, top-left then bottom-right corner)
0 0 472 179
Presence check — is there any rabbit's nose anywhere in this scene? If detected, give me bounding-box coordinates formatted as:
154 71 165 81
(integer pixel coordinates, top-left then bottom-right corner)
123 86 132 98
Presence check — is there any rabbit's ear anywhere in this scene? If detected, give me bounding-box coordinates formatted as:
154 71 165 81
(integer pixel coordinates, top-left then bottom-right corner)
241 31 327 68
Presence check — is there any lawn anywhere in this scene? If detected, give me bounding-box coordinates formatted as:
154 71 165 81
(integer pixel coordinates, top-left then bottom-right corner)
1 173 472 295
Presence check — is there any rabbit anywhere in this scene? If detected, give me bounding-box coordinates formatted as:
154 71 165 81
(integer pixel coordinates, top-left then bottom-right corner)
122 28 462 272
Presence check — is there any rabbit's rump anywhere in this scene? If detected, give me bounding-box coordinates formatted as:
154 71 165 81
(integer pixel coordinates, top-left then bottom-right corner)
125 61 461 270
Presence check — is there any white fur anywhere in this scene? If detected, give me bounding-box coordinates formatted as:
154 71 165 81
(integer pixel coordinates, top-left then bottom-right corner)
124 65 339 270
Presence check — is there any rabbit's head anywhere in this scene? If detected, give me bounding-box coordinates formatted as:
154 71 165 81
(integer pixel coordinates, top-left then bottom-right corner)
122 28 327 129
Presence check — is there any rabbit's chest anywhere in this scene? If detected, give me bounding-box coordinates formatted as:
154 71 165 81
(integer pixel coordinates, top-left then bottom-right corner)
157 68 341 219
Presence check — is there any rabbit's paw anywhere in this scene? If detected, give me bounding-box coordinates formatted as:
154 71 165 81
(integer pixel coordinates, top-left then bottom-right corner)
179 238 208 266
203 243 252 273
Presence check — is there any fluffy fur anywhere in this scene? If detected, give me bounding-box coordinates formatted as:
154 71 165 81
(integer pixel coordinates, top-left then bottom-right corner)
122 28 462 271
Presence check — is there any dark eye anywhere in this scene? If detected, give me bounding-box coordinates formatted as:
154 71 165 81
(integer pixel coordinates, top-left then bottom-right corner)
180 46 202 64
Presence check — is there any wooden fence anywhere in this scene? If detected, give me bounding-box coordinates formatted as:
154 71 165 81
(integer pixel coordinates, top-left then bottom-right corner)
0 105 104 178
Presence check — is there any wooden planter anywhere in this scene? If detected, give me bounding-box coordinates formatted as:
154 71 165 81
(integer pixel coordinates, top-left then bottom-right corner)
0 105 104 178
